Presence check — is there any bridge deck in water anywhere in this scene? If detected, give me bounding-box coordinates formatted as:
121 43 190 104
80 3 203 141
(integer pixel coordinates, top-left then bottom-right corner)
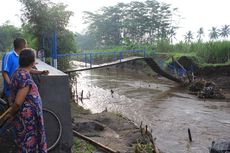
64 56 182 83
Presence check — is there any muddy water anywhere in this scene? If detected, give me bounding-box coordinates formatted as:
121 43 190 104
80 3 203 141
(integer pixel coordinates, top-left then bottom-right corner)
74 68 230 153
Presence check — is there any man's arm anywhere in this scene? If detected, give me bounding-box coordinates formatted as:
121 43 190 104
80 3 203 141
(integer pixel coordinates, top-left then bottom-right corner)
2 72 11 85
30 68 49 75
2 54 11 85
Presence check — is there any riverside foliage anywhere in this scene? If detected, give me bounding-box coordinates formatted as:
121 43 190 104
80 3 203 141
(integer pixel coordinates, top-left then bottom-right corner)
0 0 229 67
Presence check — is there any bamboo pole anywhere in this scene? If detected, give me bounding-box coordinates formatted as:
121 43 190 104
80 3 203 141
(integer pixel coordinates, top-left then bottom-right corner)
0 107 11 127
0 107 11 121
73 130 120 153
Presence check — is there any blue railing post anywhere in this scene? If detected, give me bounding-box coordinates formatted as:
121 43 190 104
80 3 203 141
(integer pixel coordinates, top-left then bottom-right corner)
144 50 147 57
84 53 87 67
119 51 123 62
159 60 164 69
53 32 57 68
173 59 178 76
49 37 53 66
114 52 117 61
90 52 92 68
42 36 45 49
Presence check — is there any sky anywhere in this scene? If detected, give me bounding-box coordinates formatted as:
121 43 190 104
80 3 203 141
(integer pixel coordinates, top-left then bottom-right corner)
1 0 230 41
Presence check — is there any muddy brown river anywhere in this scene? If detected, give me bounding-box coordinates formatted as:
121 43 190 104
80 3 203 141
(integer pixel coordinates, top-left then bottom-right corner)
73 68 230 153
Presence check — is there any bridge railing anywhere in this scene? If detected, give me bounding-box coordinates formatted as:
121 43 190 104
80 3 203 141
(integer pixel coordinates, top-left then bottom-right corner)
120 50 146 61
57 50 147 68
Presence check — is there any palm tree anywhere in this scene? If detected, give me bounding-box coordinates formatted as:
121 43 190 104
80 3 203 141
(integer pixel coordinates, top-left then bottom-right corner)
209 27 219 40
184 31 193 43
197 27 204 42
168 27 177 43
219 25 230 39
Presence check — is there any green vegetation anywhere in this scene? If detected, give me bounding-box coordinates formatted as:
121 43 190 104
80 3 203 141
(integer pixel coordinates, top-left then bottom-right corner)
70 101 91 118
154 40 230 64
72 138 96 153
69 40 230 66
18 0 76 70
133 143 153 153
0 0 76 70
0 22 22 51
0 0 229 70
76 0 230 66
79 0 177 49
0 22 38 53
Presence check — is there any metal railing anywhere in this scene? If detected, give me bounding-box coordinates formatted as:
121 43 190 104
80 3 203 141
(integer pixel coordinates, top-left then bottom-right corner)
57 50 147 68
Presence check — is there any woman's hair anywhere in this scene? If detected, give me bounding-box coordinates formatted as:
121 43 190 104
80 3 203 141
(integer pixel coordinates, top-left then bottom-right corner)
19 48 36 67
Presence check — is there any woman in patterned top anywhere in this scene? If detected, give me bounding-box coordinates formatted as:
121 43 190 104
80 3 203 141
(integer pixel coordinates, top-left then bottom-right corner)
5 48 48 153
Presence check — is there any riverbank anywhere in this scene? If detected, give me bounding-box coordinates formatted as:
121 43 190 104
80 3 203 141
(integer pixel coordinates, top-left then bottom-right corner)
113 56 230 99
0 74 157 153
70 101 159 153
175 56 230 99
74 68 230 153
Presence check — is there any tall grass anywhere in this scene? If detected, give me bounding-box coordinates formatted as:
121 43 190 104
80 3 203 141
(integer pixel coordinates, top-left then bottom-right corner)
196 41 230 63
153 40 230 64
68 40 230 65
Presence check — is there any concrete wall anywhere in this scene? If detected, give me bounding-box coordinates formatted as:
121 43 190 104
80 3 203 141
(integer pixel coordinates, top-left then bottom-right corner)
35 60 73 153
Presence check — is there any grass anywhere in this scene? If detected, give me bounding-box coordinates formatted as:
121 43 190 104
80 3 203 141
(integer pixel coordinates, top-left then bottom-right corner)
133 143 153 153
111 111 124 118
71 102 95 153
70 100 91 118
201 62 230 67
72 138 96 153
159 52 199 65
70 40 230 65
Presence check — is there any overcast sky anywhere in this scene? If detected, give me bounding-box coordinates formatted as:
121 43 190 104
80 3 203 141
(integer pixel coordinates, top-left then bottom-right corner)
1 0 230 41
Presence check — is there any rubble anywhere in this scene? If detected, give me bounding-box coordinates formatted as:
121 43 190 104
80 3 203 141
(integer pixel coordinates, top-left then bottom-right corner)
210 138 230 153
189 80 225 99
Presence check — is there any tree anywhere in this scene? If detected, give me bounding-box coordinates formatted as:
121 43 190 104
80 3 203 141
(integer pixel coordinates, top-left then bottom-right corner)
0 22 22 52
84 4 125 47
75 33 97 50
184 31 193 43
209 27 219 40
18 0 75 51
197 27 204 42
18 0 76 70
82 0 177 48
219 25 230 39
168 27 177 43
145 0 161 42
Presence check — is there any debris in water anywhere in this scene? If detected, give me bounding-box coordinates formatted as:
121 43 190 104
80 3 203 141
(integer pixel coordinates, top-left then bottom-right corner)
188 128 192 142
80 90 84 102
209 138 230 153
189 79 225 99
111 89 114 98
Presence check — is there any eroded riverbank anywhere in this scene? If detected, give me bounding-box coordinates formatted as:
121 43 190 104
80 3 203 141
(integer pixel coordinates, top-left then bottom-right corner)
71 102 157 153
72 67 230 153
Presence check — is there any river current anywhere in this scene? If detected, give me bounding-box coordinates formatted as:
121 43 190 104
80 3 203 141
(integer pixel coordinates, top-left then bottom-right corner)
73 67 230 153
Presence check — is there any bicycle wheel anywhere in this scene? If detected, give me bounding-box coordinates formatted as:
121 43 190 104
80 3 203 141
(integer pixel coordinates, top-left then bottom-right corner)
43 108 62 151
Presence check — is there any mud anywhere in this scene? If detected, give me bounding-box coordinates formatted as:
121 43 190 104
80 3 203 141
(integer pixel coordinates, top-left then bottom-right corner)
198 65 230 76
73 68 230 153
71 103 157 153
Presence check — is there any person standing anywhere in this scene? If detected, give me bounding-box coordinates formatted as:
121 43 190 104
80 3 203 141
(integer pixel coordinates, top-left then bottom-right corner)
5 48 47 153
1 38 48 104
2 38 27 103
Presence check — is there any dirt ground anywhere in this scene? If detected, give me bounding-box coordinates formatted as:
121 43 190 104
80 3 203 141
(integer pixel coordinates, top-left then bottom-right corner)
71 102 156 153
